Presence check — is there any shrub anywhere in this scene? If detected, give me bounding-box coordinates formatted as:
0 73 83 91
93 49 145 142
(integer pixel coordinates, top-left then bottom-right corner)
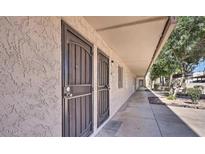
194 85 204 92
187 86 203 104
167 94 176 100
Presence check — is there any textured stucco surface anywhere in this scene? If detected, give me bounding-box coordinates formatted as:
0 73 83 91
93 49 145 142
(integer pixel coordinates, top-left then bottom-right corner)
0 16 135 136
0 17 61 136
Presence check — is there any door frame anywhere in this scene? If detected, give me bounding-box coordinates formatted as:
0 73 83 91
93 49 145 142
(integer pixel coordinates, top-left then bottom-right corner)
139 79 144 87
97 48 110 127
61 20 94 137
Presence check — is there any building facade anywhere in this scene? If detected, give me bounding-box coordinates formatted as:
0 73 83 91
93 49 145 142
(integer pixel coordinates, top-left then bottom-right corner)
0 16 175 136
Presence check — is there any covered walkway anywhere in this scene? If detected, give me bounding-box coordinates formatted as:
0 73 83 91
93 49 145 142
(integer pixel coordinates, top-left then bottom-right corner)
96 90 205 137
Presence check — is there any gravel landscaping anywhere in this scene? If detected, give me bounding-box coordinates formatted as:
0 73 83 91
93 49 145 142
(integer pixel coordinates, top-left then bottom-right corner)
147 90 205 110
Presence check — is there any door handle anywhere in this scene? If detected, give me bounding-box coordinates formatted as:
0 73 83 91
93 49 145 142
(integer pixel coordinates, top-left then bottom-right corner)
64 93 73 97
68 93 73 97
64 86 73 97
105 85 110 90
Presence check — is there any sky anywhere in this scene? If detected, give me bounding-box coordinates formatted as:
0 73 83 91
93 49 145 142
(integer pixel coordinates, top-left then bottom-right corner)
193 60 205 72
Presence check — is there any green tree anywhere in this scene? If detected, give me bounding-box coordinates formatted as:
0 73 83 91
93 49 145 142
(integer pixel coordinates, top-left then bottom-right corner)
167 16 205 96
150 16 205 96
150 46 180 89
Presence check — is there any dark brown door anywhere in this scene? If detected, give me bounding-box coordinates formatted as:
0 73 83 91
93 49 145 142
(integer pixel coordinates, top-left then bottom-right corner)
62 21 93 137
97 49 110 127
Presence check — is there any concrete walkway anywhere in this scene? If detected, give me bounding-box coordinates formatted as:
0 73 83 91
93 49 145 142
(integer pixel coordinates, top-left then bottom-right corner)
96 90 205 137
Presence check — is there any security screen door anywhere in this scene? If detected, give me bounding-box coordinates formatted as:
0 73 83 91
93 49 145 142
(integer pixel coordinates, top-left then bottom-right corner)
62 21 93 137
97 49 110 127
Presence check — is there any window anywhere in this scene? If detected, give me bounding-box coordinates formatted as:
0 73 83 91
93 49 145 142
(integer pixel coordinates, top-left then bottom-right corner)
118 66 123 88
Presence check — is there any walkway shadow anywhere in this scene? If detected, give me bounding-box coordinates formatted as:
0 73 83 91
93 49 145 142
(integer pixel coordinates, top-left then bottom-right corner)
146 90 199 137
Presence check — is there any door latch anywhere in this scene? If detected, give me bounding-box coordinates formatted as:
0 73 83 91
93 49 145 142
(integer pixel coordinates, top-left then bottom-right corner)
64 86 73 97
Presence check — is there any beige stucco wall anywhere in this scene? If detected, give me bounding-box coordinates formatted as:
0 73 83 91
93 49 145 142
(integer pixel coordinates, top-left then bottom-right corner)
0 16 135 136
0 17 62 136
145 72 151 89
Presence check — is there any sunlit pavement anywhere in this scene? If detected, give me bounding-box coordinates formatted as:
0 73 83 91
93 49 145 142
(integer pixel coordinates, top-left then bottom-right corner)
96 90 205 137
